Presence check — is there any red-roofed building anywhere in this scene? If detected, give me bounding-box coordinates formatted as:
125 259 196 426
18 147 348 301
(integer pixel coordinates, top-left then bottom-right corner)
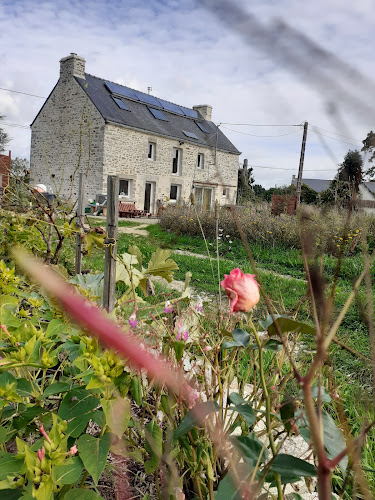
0 151 11 195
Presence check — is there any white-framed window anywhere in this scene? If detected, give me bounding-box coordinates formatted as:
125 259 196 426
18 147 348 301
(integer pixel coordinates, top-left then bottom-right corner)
172 148 182 175
148 142 156 161
119 179 131 198
197 153 204 170
170 184 181 201
222 188 229 198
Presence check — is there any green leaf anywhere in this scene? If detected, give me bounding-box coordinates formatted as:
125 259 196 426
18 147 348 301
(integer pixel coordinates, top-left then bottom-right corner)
270 454 316 477
298 410 348 473
129 245 143 269
45 319 66 338
16 378 35 398
130 376 143 407
216 463 253 500
229 434 268 464
321 411 348 473
12 406 49 430
174 401 219 439
267 317 315 336
298 385 331 403
63 489 104 500
58 388 99 420
232 328 251 347
280 397 295 433
40 382 71 399
263 339 283 351
0 452 23 480
77 433 111 484
116 253 143 288
0 426 7 444
285 494 304 500
58 388 99 438
145 419 163 473
54 457 84 485
173 340 185 362
145 248 179 282
228 393 255 427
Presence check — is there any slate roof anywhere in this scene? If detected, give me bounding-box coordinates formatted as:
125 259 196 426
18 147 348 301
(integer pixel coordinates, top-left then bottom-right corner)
75 74 240 155
291 178 331 193
292 177 375 194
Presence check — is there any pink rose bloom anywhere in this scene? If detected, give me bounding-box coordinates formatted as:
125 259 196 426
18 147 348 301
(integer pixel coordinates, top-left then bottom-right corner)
221 268 260 314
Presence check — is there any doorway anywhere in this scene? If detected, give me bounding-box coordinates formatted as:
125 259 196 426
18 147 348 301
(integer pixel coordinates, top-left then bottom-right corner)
144 182 156 213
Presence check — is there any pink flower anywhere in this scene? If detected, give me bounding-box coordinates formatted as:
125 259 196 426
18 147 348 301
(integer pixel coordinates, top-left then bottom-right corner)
37 446 46 462
176 318 189 341
70 445 78 456
164 301 173 313
195 301 204 314
203 345 212 352
39 425 51 443
221 268 260 314
128 311 137 328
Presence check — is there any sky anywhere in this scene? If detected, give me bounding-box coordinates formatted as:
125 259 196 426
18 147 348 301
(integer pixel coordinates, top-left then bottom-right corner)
1 0 375 188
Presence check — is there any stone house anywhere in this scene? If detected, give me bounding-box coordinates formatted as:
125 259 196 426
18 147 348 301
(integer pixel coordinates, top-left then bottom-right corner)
30 54 240 214
0 151 11 195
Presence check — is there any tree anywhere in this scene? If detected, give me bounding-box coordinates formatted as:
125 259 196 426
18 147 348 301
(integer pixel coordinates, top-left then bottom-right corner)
362 131 375 178
0 115 10 154
11 157 30 180
337 149 363 190
237 161 255 203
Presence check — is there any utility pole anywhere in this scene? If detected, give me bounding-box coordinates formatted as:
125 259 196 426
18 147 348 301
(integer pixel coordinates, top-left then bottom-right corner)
296 121 308 206
75 173 85 275
103 175 119 313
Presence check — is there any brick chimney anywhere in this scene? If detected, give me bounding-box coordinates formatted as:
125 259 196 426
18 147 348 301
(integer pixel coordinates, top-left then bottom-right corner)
193 104 213 122
60 53 86 82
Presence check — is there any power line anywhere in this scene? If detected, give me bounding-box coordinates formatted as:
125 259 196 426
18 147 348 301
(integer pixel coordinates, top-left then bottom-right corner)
249 165 336 171
310 123 362 143
0 87 46 99
2 121 30 130
221 125 302 137
311 129 361 148
219 122 302 127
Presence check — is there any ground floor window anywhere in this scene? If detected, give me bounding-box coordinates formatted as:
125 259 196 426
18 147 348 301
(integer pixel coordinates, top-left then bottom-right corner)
170 184 181 201
195 186 213 210
119 179 131 197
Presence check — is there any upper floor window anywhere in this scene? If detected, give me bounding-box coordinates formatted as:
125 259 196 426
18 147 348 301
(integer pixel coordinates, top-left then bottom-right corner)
222 188 229 198
172 148 182 175
197 153 204 170
148 142 156 161
119 179 131 197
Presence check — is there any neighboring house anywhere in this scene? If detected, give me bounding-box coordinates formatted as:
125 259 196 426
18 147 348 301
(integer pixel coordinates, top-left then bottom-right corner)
291 175 375 213
0 151 11 195
291 176 331 194
30 54 240 213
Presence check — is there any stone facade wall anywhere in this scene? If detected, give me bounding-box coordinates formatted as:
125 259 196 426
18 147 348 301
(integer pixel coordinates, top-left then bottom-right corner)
30 77 105 204
102 123 238 214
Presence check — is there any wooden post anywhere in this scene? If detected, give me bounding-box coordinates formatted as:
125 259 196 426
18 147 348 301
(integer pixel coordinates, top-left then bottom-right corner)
75 173 85 275
296 122 308 206
103 175 119 313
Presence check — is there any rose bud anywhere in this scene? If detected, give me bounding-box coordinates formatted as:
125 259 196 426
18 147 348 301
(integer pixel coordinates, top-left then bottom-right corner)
221 268 260 314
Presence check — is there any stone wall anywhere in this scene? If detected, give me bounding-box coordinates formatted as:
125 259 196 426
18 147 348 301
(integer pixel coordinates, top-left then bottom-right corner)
102 123 238 213
30 77 105 204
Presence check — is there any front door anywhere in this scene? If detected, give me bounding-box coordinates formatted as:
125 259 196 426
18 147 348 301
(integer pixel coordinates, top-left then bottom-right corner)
144 182 155 213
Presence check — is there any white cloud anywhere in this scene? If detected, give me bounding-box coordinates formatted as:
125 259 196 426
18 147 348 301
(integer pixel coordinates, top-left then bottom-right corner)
0 0 373 186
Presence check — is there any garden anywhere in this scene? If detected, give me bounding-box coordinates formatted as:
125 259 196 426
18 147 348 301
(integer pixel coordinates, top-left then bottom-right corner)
0 192 375 500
